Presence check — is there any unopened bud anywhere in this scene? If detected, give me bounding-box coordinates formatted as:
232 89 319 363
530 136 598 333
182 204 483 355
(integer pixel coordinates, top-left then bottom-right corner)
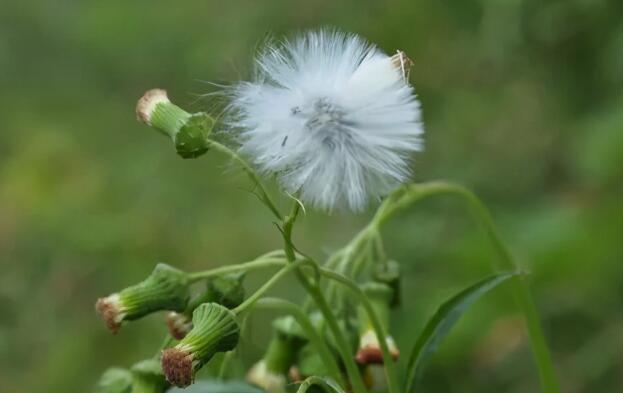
246 360 287 393
166 311 193 340
164 273 246 340
373 260 401 307
205 272 246 309
161 303 240 387
136 89 214 159
96 263 190 333
356 328 400 365
355 282 400 365
295 342 330 379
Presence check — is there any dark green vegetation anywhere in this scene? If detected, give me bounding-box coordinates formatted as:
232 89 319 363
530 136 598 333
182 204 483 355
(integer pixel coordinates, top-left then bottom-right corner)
1 0 622 392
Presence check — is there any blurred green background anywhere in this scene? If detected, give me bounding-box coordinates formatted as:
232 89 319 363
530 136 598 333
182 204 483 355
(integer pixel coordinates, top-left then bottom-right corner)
1 0 622 392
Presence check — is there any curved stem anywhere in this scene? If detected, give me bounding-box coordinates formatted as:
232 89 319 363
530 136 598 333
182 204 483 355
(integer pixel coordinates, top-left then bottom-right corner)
316 268 401 393
375 181 559 393
206 139 283 221
187 256 286 282
254 297 344 385
233 260 309 314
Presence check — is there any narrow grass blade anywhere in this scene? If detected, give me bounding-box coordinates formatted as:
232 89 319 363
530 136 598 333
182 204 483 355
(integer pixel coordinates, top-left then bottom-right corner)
404 272 519 393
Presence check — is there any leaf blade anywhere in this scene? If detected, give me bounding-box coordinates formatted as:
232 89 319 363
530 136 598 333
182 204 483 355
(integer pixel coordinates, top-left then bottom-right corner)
404 272 520 393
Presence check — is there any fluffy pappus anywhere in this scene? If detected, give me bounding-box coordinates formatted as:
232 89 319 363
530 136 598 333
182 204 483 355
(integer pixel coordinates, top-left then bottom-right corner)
227 30 424 211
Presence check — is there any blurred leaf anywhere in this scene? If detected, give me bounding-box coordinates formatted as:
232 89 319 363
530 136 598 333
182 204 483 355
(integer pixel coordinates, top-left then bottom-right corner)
404 272 519 393
94 368 132 393
168 380 266 393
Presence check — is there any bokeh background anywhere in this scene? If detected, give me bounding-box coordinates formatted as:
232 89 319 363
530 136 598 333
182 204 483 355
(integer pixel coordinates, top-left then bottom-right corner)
1 0 622 392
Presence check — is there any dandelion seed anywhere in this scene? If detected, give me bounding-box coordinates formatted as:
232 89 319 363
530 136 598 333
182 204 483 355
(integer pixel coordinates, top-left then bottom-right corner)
227 29 424 211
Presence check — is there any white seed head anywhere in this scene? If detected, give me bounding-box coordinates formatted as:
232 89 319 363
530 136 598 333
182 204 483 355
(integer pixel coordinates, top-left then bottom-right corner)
227 30 424 212
136 88 170 124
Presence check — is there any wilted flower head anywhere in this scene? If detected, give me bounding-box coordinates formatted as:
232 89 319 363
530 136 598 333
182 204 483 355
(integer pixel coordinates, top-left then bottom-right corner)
162 303 240 387
228 29 424 211
96 263 190 334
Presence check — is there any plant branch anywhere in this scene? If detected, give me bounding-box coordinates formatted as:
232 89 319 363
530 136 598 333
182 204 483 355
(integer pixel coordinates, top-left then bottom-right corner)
206 139 284 221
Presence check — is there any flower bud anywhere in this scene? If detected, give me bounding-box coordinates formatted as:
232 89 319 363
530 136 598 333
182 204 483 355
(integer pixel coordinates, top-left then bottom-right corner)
136 89 214 159
205 272 246 309
131 359 168 393
246 360 287 393
164 273 246 340
94 367 132 393
165 311 193 340
247 316 309 393
373 260 401 307
96 263 190 333
295 343 330 379
161 303 240 387
355 282 400 365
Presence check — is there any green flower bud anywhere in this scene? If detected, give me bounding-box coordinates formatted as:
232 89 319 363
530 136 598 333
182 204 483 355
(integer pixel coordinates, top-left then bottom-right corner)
205 272 246 309
161 303 240 387
247 316 310 393
355 282 400 365
165 273 246 340
373 260 401 307
96 263 190 333
94 368 132 393
136 89 214 159
295 343 330 378
131 359 168 393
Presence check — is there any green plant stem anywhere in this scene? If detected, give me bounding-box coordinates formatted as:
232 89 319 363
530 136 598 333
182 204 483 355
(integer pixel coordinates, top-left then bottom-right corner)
282 203 368 393
206 139 283 221
233 260 309 314
374 181 559 393
315 267 401 393
187 255 286 282
254 297 345 385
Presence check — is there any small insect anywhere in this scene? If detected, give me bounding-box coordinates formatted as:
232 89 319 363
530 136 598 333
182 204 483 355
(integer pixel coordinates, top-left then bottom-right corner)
281 135 289 147
390 50 414 83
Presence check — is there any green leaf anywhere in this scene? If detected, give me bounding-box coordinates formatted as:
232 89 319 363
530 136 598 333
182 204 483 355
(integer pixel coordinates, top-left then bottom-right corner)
94 368 132 393
167 380 266 393
404 272 520 393
296 376 347 393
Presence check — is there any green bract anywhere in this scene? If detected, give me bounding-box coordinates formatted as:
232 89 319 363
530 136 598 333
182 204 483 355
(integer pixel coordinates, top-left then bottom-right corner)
162 303 240 387
96 263 190 333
